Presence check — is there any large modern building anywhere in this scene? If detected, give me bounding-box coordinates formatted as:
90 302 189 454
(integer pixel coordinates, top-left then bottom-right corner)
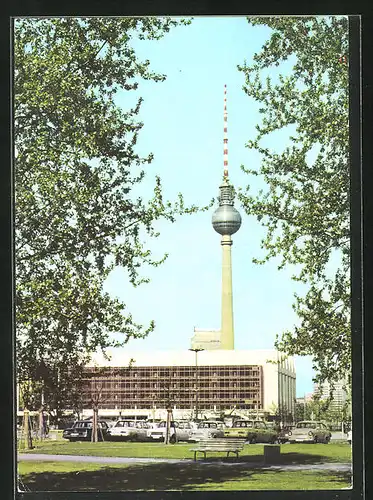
81 349 296 420
79 85 296 422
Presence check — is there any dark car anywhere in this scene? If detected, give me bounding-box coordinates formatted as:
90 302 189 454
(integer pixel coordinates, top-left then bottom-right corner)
278 426 295 444
62 420 109 441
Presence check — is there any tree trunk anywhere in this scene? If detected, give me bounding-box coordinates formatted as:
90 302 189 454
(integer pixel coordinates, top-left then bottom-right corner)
92 407 98 442
164 408 171 445
39 408 44 440
23 408 33 449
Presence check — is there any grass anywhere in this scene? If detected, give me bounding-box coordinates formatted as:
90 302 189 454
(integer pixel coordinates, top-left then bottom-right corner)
192 470 351 491
18 460 352 491
18 441 352 491
19 439 352 463
19 460 131 475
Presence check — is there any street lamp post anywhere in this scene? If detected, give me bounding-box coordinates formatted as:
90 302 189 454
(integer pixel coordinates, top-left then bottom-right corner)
189 348 204 421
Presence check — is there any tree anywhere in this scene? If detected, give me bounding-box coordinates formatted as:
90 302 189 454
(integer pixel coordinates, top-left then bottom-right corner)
14 17 202 413
86 374 106 443
238 16 350 387
295 395 350 425
270 402 294 426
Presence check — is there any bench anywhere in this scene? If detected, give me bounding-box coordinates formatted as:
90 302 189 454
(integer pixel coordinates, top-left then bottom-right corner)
190 438 246 461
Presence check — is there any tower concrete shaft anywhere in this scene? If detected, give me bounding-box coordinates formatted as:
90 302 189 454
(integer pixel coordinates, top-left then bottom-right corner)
220 234 234 349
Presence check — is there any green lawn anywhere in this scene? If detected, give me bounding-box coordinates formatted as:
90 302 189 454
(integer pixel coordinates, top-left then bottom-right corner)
18 441 352 491
19 439 352 463
18 460 352 491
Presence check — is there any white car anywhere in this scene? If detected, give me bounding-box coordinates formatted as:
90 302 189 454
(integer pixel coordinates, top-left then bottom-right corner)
189 420 225 442
147 420 195 444
288 421 331 444
107 420 150 441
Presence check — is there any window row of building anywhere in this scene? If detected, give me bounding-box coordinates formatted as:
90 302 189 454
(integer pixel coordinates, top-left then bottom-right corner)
80 364 264 411
87 367 261 378
85 381 261 389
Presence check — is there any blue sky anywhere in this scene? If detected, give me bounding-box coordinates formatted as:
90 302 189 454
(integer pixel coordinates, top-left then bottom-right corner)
103 16 317 397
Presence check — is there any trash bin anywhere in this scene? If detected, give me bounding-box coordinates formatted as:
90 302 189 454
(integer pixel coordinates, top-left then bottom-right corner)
263 444 281 464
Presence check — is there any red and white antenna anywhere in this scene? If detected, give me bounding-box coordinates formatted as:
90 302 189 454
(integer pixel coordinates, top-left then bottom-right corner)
223 84 229 179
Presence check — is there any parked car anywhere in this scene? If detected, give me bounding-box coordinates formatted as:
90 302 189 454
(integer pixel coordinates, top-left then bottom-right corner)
176 421 196 441
224 420 278 444
62 420 109 441
189 420 225 442
288 421 331 444
147 420 195 444
107 420 151 441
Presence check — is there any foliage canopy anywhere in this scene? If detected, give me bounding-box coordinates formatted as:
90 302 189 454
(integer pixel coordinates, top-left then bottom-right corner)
14 17 202 414
238 16 350 387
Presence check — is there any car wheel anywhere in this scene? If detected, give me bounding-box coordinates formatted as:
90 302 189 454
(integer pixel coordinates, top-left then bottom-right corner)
324 436 330 444
250 436 256 444
170 435 176 444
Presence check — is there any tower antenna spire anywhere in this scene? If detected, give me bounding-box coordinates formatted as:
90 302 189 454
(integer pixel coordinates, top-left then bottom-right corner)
223 84 229 180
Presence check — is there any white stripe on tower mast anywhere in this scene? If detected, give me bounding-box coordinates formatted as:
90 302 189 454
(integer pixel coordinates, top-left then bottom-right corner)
223 84 229 179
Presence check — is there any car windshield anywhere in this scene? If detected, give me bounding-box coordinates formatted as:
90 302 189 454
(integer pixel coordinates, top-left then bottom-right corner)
158 421 176 428
198 422 217 429
235 421 253 428
179 423 190 429
73 422 91 428
115 421 136 428
296 422 317 429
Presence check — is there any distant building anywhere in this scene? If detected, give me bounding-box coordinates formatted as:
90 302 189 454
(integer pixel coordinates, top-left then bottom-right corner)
191 328 221 350
313 380 348 411
296 393 313 405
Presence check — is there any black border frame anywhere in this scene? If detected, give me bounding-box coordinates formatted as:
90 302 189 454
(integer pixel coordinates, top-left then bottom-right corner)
1 7 367 500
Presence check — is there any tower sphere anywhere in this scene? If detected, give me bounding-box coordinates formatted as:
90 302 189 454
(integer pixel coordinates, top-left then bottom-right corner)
212 181 242 235
212 205 242 235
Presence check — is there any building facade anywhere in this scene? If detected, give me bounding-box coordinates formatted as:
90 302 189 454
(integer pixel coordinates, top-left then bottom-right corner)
79 349 296 420
190 328 222 350
313 380 349 411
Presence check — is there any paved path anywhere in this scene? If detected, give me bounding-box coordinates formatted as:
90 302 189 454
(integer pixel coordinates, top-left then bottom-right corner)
19 454 183 464
18 454 352 472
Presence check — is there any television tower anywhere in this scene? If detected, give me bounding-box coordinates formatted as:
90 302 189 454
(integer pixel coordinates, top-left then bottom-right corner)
212 85 242 350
